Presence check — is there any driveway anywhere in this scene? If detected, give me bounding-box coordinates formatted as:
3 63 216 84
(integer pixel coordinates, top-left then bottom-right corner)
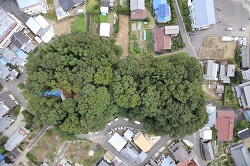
0 0 29 23
190 0 250 54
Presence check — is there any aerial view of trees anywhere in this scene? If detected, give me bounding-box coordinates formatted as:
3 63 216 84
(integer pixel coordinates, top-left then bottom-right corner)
25 32 207 138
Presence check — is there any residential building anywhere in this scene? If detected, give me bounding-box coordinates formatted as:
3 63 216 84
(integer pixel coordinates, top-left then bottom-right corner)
123 129 134 141
216 85 224 95
230 143 250 166
108 132 127 152
0 63 11 80
99 23 110 38
188 0 216 30
165 25 179 36
0 100 10 119
242 69 250 80
16 0 48 15
0 115 14 133
0 6 24 50
241 45 250 68
0 47 26 66
200 128 212 140
133 132 153 152
4 127 29 151
219 61 235 83
202 141 214 160
204 60 218 80
121 145 147 163
130 0 147 20
25 15 55 43
96 159 110 166
154 27 171 52
158 155 176 166
235 81 250 108
59 0 84 11
0 92 18 110
153 0 171 23
244 110 250 123
55 7 70 21
205 105 216 127
10 31 30 50
215 111 234 141
238 128 250 140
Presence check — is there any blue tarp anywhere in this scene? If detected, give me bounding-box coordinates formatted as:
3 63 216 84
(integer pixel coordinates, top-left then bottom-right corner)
101 12 107 16
0 154 4 162
153 0 166 10
0 58 8 65
44 90 61 98
15 50 28 60
153 0 171 23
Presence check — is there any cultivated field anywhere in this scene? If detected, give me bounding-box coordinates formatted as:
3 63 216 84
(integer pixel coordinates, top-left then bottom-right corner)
116 15 129 59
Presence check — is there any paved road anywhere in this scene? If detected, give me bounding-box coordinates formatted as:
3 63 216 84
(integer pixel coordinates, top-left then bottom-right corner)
0 71 28 109
14 125 50 166
52 141 72 166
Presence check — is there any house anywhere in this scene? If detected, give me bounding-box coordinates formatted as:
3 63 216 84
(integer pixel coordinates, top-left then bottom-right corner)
123 129 134 141
0 100 10 119
200 128 212 140
235 81 250 108
230 143 250 166
96 159 110 166
59 0 84 11
0 47 25 66
188 0 216 30
0 115 14 133
159 155 176 166
154 27 171 52
186 160 198 166
25 15 55 43
16 0 48 15
244 110 250 122
153 0 171 23
205 105 216 127
202 141 214 160
99 23 110 38
0 92 18 110
133 132 153 152
204 60 219 80
216 85 224 95
121 145 147 163
130 0 147 20
238 128 250 140
10 31 30 50
4 127 29 151
100 7 109 16
215 111 234 141
0 6 24 50
55 7 70 21
241 46 250 68
108 132 127 152
242 69 250 80
165 25 179 36
220 63 236 83
0 63 11 80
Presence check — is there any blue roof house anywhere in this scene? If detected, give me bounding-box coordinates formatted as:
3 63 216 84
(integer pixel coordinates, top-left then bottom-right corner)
153 0 171 23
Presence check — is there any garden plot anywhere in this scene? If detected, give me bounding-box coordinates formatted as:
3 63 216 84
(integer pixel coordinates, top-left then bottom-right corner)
129 22 153 56
116 15 129 58
199 36 237 60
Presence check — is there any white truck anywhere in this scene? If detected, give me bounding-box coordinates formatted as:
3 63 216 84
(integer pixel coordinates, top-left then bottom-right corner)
221 36 233 42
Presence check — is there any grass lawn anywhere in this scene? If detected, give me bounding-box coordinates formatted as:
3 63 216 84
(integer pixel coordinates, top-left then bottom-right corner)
42 10 57 22
146 29 153 54
233 119 249 142
223 86 240 109
86 0 100 13
100 15 108 23
71 14 86 32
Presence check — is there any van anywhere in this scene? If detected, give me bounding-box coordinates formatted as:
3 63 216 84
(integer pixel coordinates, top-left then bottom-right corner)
225 28 233 31
134 121 141 124
240 28 246 31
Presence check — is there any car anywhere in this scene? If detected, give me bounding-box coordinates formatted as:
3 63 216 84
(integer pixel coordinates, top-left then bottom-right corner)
107 121 113 125
189 32 196 36
94 131 99 134
225 27 233 31
240 28 246 31
134 121 141 124
124 118 128 121
114 117 119 121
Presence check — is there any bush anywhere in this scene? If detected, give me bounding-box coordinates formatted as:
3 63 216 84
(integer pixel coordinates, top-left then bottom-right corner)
12 105 21 117
117 5 130 15
133 41 141 53
18 83 25 90
26 152 39 165
114 17 120 37
22 110 34 124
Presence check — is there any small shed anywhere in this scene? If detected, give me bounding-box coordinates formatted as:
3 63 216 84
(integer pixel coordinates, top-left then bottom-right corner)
99 23 110 38
216 85 224 95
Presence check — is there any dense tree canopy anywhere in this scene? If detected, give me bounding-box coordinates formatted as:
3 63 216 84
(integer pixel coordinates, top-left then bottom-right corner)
25 32 207 138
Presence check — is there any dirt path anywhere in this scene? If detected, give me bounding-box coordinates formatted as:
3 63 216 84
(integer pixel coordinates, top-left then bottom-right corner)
116 15 129 59
53 17 77 36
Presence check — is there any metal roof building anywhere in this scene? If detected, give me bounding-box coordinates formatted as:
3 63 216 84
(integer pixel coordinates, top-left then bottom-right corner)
130 0 145 10
205 106 216 127
0 115 14 132
238 128 250 140
108 132 127 152
121 145 147 163
230 143 250 166
202 141 214 160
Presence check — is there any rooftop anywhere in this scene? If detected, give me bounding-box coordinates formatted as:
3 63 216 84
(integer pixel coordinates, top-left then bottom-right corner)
59 0 84 11
215 111 234 141
238 128 250 140
0 115 14 132
11 31 30 49
130 7 147 20
204 60 218 80
108 132 127 152
16 0 40 9
130 0 145 10
0 100 10 118
99 23 110 38
154 27 171 52
165 25 179 35
205 106 217 127
230 143 250 166
133 132 153 152
242 69 250 80
202 141 214 160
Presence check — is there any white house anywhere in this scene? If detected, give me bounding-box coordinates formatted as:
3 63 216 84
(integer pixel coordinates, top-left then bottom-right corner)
204 60 219 80
0 6 24 50
99 23 110 38
16 0 48 15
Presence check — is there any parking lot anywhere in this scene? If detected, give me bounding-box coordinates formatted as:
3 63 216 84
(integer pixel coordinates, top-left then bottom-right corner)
190 0 250 54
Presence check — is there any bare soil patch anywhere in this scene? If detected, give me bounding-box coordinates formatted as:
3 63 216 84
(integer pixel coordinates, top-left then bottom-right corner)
199 36 237 60
53 17 78 36
202 81 222 100
116 15 129 59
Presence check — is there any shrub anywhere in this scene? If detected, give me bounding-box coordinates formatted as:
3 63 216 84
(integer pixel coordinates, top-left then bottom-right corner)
18 83 25 90
12 105 21 117
26 152 39 165
22 110 34 124
117 5 130 15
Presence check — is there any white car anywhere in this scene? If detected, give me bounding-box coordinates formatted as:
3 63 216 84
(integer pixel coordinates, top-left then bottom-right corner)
114 117 119 121
134 121 141 124
107 121 113 126
124 118 128 121
240 28 246 31
94 131 99 134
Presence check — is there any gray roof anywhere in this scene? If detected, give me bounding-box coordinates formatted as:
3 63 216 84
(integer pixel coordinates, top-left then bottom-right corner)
130 0 145 10
0 63 10 79
242 69 250 80
204 60 218 80
238 129 250 140
0 100 10 118
241 46 250 68
205 106 216 127
193 0 216 27
100 0 110 7
202 141 214 160
123 129 134 141
0 92 17 110
59 0 84 11
227 64 235 77
230 143 250 166
220 64 226 77
4 127 28 151
216 85 224 94
0 48 16 63
0 115 14 132
97 160 110 166
121 145 147 163
11 31 29 49
23 41 36 53
165 26 180 35
172 146 189 163
243 86 250 108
